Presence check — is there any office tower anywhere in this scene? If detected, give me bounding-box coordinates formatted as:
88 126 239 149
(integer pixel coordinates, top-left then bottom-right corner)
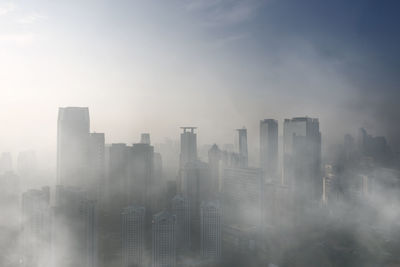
122 206 145 267
260 119 278 181
140 133 151 145
89 132 105 201
171 194 190 251
129 143 155 211
222 168 264 229
236 127 248 167
283 117 321 201
200 201 221 262
208 144 222 193
152 211 177 267
53 186 97 267
108 143 130 209
179 127 197 169
357 128 391 163
57 107 90 187
0 152 13 174
182 160 211 248
21 187 51 267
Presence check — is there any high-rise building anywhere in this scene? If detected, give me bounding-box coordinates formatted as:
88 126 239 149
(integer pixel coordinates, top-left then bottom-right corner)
152 211 177 267
179 127 197 169
89 132 105 201
21 187 51 267
53 186 97 267
181 160 211 248
171 194 190 251
17 150 37 191
140 133 151 145
0 152 13 174
108 143 130 209
122 205 145 267
200 200 221 262
129 143 155 211
222 168 264 229
236 127 248 167
260 119 278 181
57 107 90 187
283 117 321 201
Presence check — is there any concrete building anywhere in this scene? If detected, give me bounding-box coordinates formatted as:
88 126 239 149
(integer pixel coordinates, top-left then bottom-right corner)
57 107 90 187
172 194 191 251
53 186 97 267
283 117 321 202
260 119 278 181
122 206 145 267
236 127 248 167
152 211 177 267
222 168 264 230
21 187 51 267
200 201 221 262
179 127 197 169
89 132 105 201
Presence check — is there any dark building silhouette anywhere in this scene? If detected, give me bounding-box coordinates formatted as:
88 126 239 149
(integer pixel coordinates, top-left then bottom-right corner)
179 127 197 169
236 127 248 167
140 133 151 145
172 194 191 251
259 119 278 181
57 107 90 187
89 133 105 202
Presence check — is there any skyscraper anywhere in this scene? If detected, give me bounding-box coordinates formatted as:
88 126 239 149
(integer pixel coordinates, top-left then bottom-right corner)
283 117 321 201
140 133 151 145
171 194 190 251
152 211 177 267
182 160 211 248
57 107 90 187
53 186 97 267
236 127 248 167
179 127 197 169
89 132 105 201
200 200 221 262
260 119 278 181
21 187 51 267
122 206 145 267
222 168 264 229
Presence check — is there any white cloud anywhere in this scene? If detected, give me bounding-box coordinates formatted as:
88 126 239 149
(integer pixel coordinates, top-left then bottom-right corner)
17 13 47 24
0 2 16 16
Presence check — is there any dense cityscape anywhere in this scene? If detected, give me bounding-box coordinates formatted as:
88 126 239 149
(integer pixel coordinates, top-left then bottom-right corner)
0 107 398 267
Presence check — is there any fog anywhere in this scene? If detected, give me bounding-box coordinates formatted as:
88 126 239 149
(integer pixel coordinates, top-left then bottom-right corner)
0 0 400 267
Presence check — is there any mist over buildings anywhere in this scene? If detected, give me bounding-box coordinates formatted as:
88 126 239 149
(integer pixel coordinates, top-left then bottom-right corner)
0 0 400 267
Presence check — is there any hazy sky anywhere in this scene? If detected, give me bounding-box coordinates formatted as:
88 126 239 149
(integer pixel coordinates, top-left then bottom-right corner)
1 0 400 164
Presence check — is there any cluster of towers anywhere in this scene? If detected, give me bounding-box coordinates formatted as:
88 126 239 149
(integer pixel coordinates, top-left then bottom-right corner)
20 107 324 267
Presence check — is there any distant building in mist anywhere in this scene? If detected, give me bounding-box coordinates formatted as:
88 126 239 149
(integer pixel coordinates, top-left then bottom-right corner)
17 150 37 191
0 152 13 174
21 187 51 267
57 107 90 188
283 117 321 201
172 194 191 251
53 186 97 267
107 143 129 210
236 127 248 167
179 127 197 169
357 128 391 163
141 133 151 145
122 205 145 267
200 200 221 262
181 160 211 248
89 133 105 201
222 168 264 230
260 119 278 181
152 211 177 267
